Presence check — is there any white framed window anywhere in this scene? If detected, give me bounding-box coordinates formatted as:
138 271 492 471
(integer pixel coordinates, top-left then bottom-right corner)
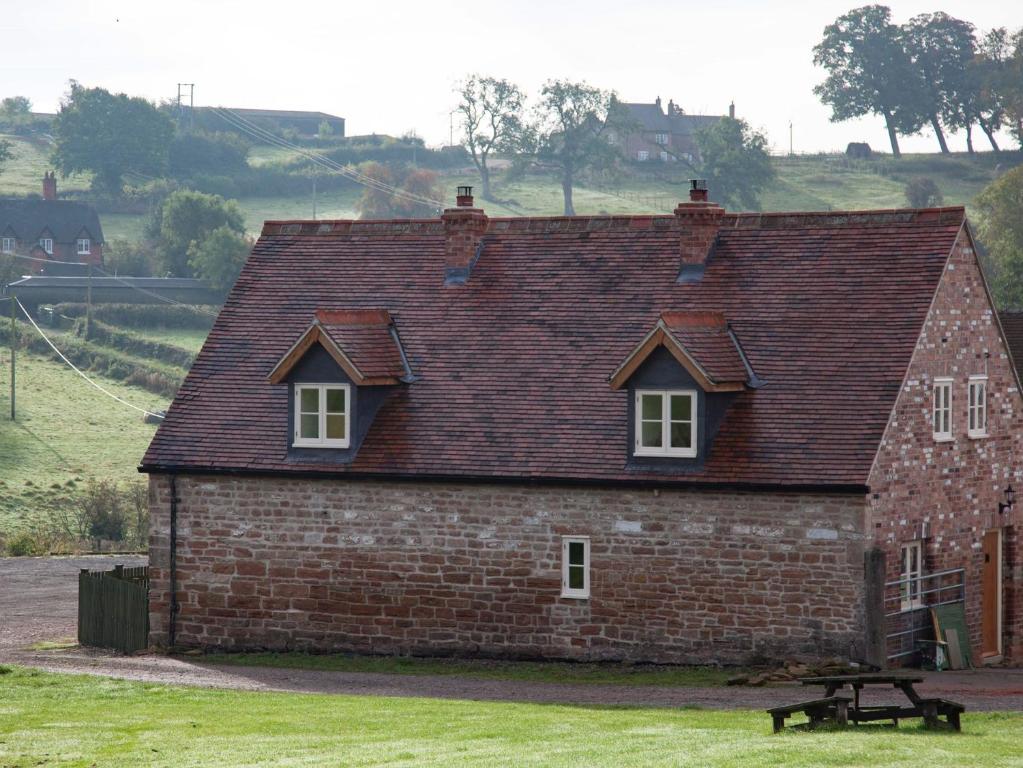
39 237 53 254
293 383 350 448
900 541 924 611
606 131 617 145
932 378 952 441
968 376 987 438
76 238 91 255
635 390 697 457
1 237 13 254
561 536 590 599
660 151 669 162
655 132 669 145
637 150 649 161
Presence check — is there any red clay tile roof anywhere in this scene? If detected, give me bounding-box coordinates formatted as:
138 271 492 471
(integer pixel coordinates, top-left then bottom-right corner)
142 207 967 487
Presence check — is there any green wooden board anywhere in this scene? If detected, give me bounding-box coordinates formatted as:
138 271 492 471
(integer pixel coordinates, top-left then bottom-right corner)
932 604 973 669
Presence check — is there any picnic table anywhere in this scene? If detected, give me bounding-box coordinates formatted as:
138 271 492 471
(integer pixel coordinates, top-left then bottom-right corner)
767 673 964 732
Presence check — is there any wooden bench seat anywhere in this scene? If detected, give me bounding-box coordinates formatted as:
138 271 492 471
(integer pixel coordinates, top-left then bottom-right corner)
767 696 852 733
916 697 965 731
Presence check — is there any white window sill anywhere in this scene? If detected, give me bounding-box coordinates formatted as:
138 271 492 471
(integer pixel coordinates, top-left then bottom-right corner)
933 436 953 443
293 441 350 449
560 592 590 600
968 432 988 440
634 449 698 458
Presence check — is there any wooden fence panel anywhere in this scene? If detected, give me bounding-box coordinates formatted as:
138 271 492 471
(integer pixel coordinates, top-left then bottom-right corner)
78 566 149 654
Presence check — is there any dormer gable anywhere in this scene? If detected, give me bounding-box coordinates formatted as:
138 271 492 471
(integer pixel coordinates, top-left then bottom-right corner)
609 311 757 392
268 309 413 386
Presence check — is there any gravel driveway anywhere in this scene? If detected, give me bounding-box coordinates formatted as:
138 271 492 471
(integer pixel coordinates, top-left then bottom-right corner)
3 555 1023 712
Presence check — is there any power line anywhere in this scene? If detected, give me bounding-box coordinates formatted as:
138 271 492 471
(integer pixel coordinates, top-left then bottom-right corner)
15 297 164 419
91 266 220 318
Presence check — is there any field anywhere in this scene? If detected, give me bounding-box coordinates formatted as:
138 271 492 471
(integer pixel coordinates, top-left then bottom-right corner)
0 347 168 534
0 667 1020 768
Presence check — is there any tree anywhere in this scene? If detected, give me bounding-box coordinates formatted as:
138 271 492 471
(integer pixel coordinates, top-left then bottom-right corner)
52 82 173 194
0 96 32 130
355 163 440 219
967 29 1011 152
103 239 157 277
976 166 1023 308
457 75 525 201
188 225 252 294
901 12 976 154
0 140 10 177
904 177 944 207
148 189 245 277
813 5 924 158
530 80 622 215
694 117 775 211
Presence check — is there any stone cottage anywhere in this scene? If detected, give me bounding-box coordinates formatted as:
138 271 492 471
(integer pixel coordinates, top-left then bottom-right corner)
142 183 1022 666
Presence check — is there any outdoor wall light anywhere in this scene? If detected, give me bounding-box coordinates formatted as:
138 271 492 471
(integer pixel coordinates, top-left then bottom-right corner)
999 484 1015 514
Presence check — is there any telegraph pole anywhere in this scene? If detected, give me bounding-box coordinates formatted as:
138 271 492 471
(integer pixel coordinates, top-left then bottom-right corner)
9 291 15 421
177 83 195 131
85 263 93 338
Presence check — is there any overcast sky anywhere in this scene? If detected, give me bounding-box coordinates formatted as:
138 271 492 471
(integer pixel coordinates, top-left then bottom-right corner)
5 0 1021 154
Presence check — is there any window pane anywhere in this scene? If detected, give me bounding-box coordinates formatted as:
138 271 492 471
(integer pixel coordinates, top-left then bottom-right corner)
300 413 319 439
568 565 584 590
568 541 585 566
300 388 319 413
326 414 346 440
670 394 692 421
670 422 693 449
326 387 346 413
641 421 663 448
641 393 662 421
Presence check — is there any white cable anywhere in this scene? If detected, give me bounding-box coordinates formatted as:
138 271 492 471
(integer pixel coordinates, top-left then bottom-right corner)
15 297 164 419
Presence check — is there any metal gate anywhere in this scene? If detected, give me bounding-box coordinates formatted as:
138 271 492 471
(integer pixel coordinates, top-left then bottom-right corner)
884 567 965 662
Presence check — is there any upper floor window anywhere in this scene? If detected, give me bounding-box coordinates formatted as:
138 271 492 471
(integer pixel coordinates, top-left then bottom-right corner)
561 536 590 599
933 378 952 441
655 132 669 145
293 383 350 448
39 238 53 255
635 390 697 457
969 375 987 438
637 150 649 162
900 540 924 611
76 238 91 255
1 237 13 254
606 131 617 145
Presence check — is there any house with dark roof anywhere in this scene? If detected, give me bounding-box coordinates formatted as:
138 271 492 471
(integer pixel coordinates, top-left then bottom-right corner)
611 98 728 164
1 173 104 274
142 183 1023 667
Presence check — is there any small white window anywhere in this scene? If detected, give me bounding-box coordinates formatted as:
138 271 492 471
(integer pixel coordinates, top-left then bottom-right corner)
606 131 617 145
39 237 53 255
637 150 649 161
561 536 590 599
933 378 952 441
968 376 987 438
660 150 669 162
655 132 669 145
900 541 924 611
635 390 697 457
293 383 350 448
1 237 13 254
76 238 91 255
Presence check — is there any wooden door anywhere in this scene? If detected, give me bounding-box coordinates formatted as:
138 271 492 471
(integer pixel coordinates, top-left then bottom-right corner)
981 529 1002 659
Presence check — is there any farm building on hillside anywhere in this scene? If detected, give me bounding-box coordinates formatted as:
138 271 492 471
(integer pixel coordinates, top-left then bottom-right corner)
1 173 104 273
142 184 1022 668
611 98 728 164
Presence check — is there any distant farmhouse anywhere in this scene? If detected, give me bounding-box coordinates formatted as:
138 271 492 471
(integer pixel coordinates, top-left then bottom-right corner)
194 107 345 138
1 173 104 274
613 97 729 164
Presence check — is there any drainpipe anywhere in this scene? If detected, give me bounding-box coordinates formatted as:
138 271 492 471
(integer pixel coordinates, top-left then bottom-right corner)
168 474 179 648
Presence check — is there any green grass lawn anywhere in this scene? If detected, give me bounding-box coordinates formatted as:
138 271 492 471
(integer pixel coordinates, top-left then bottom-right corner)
126 326 209 354
0 667 1019 768
0 349 167 533
199 652 737 687
0 134 91 196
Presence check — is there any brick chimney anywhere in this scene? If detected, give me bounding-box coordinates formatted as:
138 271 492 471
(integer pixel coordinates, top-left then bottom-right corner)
674 180 724 283
42 171 57 201
441 186 488 285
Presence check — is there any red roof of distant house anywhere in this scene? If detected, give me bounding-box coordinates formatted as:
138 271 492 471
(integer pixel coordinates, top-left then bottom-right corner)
142 206 967 488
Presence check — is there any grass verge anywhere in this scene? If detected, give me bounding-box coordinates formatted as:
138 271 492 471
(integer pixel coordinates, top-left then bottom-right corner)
0 666 1019 768
198 652 738 687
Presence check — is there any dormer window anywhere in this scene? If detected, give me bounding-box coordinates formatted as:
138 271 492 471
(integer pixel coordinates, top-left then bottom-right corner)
293 384 350 447
77 238 91 255
39 237 53 254
635 390 697 457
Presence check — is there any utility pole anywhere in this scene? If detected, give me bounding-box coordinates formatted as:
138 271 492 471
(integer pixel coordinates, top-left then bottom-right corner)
177 83 195 131
85 263 93 338
789 121 794 156
9 291 15 421
312 175 317 220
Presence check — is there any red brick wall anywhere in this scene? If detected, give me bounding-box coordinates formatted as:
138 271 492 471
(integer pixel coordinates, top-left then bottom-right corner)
148 475 868 664
868 229 1023 663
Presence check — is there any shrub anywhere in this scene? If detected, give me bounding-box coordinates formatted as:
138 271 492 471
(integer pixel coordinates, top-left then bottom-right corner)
53 302 217 330
5 531 47 557
104 239 158 277
53 479 148 551
904 177 944 208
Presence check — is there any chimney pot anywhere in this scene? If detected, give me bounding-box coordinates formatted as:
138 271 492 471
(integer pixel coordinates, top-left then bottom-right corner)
689 179 708 202
728 101 736 120
456 185 474 207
